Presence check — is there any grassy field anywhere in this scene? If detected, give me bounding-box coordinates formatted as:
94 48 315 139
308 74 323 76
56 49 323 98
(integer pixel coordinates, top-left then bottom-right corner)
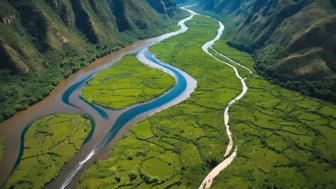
81 55 175 109
77 15 242 189
4 114 92 189
209 39 336 188
77 14 336 189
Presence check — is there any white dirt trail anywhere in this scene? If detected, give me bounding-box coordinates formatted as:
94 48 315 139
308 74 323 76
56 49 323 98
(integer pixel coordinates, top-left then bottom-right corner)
198 16 250 189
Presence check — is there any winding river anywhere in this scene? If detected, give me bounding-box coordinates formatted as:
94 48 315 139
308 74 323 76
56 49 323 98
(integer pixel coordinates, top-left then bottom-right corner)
199 16 251 189
0 7 197 189
0 6 251 189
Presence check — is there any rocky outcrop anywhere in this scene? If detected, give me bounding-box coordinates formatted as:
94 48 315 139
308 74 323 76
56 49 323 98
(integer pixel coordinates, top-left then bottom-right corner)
147 0 177 16
45 0 76 26
1 15 15 24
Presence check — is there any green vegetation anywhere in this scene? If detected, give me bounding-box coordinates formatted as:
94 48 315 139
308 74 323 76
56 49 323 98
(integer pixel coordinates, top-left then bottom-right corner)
82 55 175 109
77 15 241 189
210 38 336 188
78 13 336 188
4 114 92 189
198 0 336 103
0 0 184 122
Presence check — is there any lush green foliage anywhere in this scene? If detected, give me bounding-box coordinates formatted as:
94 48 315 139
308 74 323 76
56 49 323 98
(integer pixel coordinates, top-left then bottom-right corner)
0 0 185 122
77 15 242 189
4 114 92 189
0 25 181 123
198 0 336 103
210 39 336 189
82 55 175 109
78 14 336 189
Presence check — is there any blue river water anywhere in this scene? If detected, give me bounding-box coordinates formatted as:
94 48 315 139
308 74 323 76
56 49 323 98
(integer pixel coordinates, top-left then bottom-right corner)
55 49 189 189
0 7 196 189
62 73 93 108
101 49 188 146
60 49 187 147
62 73 109 120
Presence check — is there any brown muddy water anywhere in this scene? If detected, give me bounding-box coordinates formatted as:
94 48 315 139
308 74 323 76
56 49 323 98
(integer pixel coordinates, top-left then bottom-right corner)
0 38 154 186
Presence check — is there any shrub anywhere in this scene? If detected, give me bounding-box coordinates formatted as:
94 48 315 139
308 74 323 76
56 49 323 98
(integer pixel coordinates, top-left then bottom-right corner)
128 171 137 181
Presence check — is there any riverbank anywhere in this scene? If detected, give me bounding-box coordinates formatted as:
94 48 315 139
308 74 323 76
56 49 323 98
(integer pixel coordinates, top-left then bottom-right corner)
49 8 198 189
0 10 186 122
0 22 185 187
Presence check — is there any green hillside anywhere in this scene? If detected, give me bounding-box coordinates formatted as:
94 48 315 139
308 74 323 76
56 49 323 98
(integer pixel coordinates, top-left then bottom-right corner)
0 0 181 121
197 0 336 103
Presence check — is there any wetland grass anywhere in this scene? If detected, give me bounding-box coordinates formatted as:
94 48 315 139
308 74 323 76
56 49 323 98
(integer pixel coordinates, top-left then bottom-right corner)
4 114 92 189
78 15 336 189
81 55 175 110
77 15 239 189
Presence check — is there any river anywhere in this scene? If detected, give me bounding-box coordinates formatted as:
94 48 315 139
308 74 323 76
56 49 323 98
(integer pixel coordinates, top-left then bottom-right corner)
198 14 251 189
0 7 197 189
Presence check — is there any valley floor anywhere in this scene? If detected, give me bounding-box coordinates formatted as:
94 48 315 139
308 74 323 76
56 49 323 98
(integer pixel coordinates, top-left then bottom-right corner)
210 39 336 189
77 15 238 189
77 13 336 189
1 8 335 189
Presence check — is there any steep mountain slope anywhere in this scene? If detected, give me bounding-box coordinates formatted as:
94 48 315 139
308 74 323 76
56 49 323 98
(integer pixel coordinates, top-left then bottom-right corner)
197 0 336 102
0 0 179 121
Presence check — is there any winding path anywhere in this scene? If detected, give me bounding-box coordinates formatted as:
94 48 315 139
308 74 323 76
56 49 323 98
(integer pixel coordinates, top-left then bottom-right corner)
198 15 250 189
